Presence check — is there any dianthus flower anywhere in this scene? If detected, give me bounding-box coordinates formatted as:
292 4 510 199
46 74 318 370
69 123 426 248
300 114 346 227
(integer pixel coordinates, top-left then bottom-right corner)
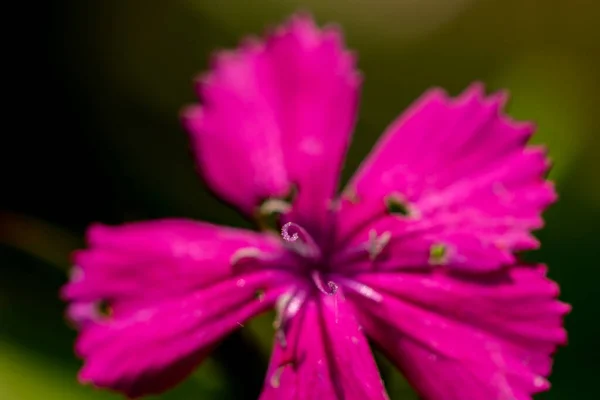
62 14 568 400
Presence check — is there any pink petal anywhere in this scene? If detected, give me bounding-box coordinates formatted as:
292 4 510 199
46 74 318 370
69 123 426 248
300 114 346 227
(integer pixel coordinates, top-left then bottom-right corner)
183 14 361 233
351 265 569 400
260 293 389 400
63 220 285 307
62 220 294 397
336 83 555 271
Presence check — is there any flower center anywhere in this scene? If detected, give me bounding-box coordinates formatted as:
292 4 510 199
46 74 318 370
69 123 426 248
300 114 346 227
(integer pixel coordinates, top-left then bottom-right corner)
280 221 339 295
272 221 383 356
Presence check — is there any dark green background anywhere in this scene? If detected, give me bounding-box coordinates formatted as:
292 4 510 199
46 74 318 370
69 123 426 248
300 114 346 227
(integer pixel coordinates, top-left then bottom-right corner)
2 0 598 398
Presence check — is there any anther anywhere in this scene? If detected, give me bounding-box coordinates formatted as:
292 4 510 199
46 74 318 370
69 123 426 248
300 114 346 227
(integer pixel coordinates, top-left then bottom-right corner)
429 243 449 265
367 230 391 261
331 230 392 267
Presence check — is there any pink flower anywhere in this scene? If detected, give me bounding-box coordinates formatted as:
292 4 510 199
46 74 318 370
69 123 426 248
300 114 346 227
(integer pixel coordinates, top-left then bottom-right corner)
62 14 569 400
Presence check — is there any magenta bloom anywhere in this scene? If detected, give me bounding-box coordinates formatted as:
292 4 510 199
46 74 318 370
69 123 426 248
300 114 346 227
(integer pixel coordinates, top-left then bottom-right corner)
62 14 568 400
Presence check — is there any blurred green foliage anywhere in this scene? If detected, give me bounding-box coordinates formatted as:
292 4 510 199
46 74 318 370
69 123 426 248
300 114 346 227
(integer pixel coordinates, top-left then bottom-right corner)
2 0 599 399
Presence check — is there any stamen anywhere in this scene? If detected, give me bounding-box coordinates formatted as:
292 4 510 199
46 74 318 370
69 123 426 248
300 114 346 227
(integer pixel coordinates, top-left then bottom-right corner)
275 329 288 349
367 229 391 260
274 290 307 349
341 187 360 204
280 222 321 259
281 222 299 242
429 243 449 265
230 247 276 275
255 185 298 232
333 276 383 303
230 247 303 275
230 247 263 266
261 199 292 215
255 199 291 232
311 270 338 296
270 359 295 388
332 230 392 267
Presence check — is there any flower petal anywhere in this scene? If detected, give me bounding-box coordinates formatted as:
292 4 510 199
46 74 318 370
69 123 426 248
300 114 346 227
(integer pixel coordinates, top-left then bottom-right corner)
183 14 361 232
63 220 287 307
351 265 569 400
62 220 293 397
336 84 554 271
260 293 388 400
